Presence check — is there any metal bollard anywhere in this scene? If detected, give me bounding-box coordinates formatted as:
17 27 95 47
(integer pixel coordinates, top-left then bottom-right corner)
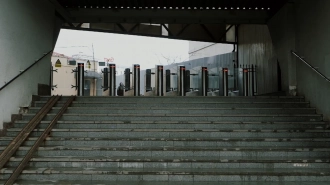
124 68 130 92
155 65 164 96
185 70 190 92
166 69 171 92
145 69 152 92
109 64 116 96
243 68 249 96
102 68 109 91
252 65 258 96
222 68 229 96
133 64 140 96
177 66 186 96
201 67 208 96
77 63 84 96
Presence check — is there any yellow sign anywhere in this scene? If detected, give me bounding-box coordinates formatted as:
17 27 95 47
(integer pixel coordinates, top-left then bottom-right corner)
55 59 61 68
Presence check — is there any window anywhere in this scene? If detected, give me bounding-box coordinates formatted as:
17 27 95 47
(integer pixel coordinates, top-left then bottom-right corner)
68 59 76 65
99 62 106 66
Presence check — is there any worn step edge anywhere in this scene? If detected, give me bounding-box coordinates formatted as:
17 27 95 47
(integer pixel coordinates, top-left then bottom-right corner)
1 167 330 176
2 146 330 152
6 128 330 133
14 120 328 124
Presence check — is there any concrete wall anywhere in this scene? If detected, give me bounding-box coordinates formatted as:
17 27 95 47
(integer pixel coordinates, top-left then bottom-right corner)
268 0 330 120
268 4 297 95
189 42 233 60
238 25 278 95
0 0 59 128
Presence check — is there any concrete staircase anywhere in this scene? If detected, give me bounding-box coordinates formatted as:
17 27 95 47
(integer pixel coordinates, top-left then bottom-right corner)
1 96 330 184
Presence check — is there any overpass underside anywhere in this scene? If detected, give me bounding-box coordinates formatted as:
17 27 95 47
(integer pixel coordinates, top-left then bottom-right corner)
54 0 288 43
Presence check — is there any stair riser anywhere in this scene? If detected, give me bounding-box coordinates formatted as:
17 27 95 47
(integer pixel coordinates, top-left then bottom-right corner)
38 97 305 102
10 150 330 158
13 122 326 130
21 115 323 122
2 140 330 148
34 102 310 108
6 161 330 169
2 174 330 182
28 109 316 115
6 131 330 138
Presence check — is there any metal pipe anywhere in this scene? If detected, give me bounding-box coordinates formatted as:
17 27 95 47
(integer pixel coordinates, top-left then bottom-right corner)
0 50 53 92
156 65 164 96
133 64 140 96
201 67 208 96
109 64 116 96
5 96 75 185
51 66 54 91
223 68 229 96
178 66 186 96
77 63 84 96
292 51 330 83
243 68 249 96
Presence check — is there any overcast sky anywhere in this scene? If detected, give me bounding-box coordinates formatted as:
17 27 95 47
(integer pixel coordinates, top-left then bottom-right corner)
54 29 189 73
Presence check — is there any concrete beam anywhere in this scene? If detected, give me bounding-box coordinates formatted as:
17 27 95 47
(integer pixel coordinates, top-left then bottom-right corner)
49 0 74 26
62 26 236 44
68 9 270 24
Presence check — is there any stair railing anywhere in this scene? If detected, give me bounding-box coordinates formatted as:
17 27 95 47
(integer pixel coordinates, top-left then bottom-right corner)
291 51 330 83
0 50 53 92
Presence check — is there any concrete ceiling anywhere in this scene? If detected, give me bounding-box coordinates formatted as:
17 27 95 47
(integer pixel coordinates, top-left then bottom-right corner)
51 0 288 43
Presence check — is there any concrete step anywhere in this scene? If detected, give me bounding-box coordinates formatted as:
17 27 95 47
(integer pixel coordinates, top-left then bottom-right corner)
2 136 330 148
2 181 330 185
38 96 306 103
2 146 330 157
6 156 330 169
20 114 323 122
5 129 330 138
34 101 311 108
1 167 330 182
13 121 327 130
27 107 317 115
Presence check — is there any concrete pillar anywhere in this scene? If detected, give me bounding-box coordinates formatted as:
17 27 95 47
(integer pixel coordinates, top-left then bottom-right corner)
268 3 297 96
0 0 61 128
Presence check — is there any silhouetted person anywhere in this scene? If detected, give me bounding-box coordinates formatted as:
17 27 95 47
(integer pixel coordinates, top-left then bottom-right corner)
117 82 124 96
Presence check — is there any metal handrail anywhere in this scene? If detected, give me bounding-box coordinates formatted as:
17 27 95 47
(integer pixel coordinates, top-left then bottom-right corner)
0 50 53 91
292 51 330 83
5 96 75 185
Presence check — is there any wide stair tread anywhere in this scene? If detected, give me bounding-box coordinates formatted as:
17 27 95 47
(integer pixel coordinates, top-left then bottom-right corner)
2 96 329 184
